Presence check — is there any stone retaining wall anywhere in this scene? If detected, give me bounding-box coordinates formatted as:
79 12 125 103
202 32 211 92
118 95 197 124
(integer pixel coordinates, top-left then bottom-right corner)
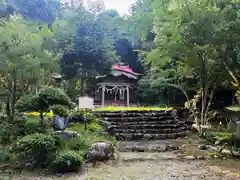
95 110 193 141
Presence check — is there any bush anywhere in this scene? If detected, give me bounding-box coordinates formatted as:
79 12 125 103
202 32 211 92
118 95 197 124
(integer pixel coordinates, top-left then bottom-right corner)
0 122 12 144
38 87 72 107
50 105 68 117
0 148 11 163
22 121 48 135
0 113 28 144
15 95 40 112
88 120 102 133
16 87 73 125
52 150 83 173
14 133 60 168
65 136 90 151
204 130 234 144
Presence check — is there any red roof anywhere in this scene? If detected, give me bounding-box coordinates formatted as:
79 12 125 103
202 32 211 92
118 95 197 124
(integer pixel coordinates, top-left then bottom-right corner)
112 64 139 75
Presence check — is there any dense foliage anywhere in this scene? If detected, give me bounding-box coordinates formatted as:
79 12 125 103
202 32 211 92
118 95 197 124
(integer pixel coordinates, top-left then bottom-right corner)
127 0 240 134
52 150 83 173
14 133 60 168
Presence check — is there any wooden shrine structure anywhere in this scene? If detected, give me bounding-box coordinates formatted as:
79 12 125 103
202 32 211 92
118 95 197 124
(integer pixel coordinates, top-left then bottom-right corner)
95 64 140 107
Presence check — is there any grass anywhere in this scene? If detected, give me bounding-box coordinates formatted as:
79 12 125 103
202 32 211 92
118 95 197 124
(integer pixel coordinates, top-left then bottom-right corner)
94 106 173 112
66 122 117 146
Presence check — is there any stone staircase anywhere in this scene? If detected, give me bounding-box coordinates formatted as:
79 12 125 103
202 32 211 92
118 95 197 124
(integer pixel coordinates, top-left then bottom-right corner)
95 110 193 141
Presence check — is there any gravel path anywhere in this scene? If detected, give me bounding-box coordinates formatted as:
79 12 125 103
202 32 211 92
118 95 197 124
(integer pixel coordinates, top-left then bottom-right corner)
79 160 237 180
78 152 239 180
7 152 240 180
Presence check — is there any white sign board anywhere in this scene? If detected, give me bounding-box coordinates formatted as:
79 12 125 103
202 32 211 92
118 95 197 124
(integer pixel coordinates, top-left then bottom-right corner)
78 96 94 109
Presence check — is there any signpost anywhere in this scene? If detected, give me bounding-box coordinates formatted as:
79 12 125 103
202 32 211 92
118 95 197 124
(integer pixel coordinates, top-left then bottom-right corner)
78 96 94 130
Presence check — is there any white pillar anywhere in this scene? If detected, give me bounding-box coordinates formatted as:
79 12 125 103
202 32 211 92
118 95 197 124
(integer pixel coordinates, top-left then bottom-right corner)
101 86 105 107
126 86 130 107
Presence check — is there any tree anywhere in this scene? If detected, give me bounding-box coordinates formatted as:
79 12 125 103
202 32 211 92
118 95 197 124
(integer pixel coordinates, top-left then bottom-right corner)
0 15 61 121
52 7 121 96
135 0 240 134
8 0 61 26
16 87 72 125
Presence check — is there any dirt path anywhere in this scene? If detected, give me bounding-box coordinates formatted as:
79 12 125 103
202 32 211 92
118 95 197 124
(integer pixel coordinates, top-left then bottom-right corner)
7 152 240 180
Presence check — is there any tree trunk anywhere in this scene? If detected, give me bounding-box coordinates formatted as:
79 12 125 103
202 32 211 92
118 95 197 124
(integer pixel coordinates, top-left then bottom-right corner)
7 76 12 122
80 68 85 96
11 68 17 121
6 96 10 118
40 111 44 127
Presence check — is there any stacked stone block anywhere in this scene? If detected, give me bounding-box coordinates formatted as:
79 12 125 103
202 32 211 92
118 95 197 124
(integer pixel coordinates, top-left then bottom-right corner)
95 110 192 141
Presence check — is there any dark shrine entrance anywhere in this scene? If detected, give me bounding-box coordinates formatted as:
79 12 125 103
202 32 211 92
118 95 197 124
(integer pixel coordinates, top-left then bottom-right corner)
94 64 140 107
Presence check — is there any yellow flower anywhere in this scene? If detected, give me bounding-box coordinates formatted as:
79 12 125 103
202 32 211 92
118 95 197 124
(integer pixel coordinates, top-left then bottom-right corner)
24 110 54 117
94 106 172 112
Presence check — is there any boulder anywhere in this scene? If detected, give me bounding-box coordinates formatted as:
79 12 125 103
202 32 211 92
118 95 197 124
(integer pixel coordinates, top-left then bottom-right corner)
52 130 79 140
85 142 115 163
221 149 231 155
198 144 207 150
52 115 69 130
183 155 196 160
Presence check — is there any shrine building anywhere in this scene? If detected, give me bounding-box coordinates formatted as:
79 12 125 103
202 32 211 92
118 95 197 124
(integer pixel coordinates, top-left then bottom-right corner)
94 64 140 107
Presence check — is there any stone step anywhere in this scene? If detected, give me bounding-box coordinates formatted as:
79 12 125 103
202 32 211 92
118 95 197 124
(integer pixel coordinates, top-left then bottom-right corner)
95 110 173 114
109 120 177 125
96 112 174 117
109 123 187 129
111 126 190 134
115 131 189 141
102 116 175 121
117 140 179 152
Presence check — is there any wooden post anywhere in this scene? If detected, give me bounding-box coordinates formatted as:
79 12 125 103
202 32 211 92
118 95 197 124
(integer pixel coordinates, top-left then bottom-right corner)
126 86 130 107
101 86 105 107
236 121 240 139
84 108 87 130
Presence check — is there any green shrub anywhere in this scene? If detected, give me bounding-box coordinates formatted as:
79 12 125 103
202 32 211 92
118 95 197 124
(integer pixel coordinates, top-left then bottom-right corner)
0 122 12 144
88 120 102 133
65 136 91 151
23 121 47 135
0 148 11 163
16 87 73 125
204 130 234 143
52 150 83 173
50 105 68 117
15 95 40 112
0 113 28 144
14 133 60 168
